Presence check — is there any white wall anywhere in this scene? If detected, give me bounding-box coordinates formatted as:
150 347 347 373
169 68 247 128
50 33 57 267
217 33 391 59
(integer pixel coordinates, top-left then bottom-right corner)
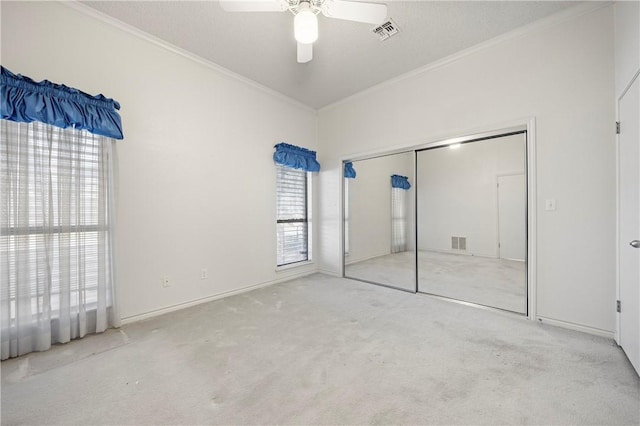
0 2 622 335
416 134 525 258
0 2 317 320
614 1 640 98
317 4 616 334
347 152 414 264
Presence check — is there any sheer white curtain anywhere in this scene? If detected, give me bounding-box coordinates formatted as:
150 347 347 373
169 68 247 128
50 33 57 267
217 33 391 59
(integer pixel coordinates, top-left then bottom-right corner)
1 120 119 360
391 187 408 253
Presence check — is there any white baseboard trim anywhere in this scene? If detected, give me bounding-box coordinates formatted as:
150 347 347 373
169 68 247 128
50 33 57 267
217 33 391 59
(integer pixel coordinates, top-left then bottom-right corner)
345 252 392 265
536 316 614 339
317 268 341 277
120 269 317 325
420 248 497 259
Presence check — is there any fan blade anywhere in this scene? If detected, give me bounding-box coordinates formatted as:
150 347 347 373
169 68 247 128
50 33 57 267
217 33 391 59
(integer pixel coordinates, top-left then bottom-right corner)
321 0 387 24
219 0 288 12
297 43 313 63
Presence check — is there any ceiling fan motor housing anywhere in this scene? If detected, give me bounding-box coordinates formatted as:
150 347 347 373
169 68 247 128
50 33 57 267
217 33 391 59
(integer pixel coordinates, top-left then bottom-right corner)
220 0 389 63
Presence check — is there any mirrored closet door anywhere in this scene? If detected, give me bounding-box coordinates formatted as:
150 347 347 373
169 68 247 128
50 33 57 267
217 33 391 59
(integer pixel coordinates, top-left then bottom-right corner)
343 152 416 292
416 132 527 314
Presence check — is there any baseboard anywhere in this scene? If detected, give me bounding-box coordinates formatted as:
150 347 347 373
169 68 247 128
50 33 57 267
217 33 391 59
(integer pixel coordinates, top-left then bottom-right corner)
345 252 392 265
420 248 496 259
536 316 614 339
317 268 341 277
120 269 317 325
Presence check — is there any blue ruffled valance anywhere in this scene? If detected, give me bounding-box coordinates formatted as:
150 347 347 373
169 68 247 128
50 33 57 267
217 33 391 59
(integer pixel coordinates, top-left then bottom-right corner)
344 162 356 179
1 66 123 140
391 174 411 190
273 142 320 172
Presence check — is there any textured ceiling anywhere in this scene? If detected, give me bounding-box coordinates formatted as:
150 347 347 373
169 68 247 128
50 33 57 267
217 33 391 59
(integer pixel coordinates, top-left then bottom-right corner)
82 1 578 109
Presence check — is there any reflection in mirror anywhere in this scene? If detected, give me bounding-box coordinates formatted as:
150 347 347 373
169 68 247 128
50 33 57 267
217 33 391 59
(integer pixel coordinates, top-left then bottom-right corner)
344 152 415 291
416 133 527 313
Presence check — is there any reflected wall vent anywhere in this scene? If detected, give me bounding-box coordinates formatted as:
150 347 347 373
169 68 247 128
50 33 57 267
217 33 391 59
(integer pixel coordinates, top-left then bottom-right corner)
451 236 467 250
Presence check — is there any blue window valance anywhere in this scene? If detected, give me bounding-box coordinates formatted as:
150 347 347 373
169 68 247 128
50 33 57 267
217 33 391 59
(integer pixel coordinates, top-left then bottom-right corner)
1 66 123 140
273 142 320 172
391 174 411 190
344 162 356 179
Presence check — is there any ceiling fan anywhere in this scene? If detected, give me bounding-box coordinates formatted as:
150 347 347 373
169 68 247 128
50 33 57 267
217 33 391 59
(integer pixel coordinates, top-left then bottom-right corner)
219 0 388 63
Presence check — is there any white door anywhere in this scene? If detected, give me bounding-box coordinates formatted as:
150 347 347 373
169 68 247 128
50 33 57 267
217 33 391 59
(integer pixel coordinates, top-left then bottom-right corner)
498 174 526 261
618 74 640 375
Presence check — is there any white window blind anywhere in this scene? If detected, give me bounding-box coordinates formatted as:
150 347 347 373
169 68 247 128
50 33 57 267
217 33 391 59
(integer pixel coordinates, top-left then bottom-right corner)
1 124 106 315
276 165 309 266
1 120 118 360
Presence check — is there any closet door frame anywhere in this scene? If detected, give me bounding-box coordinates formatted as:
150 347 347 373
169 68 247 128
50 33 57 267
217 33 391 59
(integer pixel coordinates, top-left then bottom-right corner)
340 119 538 320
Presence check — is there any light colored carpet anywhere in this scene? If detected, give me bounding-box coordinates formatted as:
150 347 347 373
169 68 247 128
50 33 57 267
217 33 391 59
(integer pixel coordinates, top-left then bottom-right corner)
419 251 526 313
346 251 526 313
2 274 638 425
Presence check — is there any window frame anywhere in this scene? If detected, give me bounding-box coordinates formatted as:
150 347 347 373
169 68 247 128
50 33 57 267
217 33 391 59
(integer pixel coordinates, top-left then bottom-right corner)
275 165 312 269
1 122 112 319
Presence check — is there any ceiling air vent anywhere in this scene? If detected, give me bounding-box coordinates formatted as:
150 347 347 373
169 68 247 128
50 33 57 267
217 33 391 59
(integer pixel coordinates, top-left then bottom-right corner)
372 19 399 41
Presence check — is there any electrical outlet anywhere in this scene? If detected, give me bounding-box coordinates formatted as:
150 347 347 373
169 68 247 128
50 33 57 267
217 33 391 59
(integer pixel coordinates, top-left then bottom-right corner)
162 276 170 288
200 268 208 280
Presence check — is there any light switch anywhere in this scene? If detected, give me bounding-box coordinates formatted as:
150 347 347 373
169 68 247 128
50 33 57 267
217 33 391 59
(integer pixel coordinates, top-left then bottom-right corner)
545 199 556 211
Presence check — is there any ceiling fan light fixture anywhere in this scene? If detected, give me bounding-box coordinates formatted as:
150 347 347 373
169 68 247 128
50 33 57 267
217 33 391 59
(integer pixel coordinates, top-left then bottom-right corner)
222 0 390 63
294 3 318 44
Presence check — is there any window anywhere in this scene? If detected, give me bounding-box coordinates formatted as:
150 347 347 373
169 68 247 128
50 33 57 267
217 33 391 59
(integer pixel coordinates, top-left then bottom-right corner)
391 186 408 253
390 174 411 253
1 66 121 360
1 122 113 314
344 177 350 255
276 164 310 266
1 121 117 360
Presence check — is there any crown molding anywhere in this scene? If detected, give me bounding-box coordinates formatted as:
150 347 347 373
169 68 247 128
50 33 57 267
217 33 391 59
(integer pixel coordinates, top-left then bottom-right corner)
60 1 317 114
320 1 612 112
